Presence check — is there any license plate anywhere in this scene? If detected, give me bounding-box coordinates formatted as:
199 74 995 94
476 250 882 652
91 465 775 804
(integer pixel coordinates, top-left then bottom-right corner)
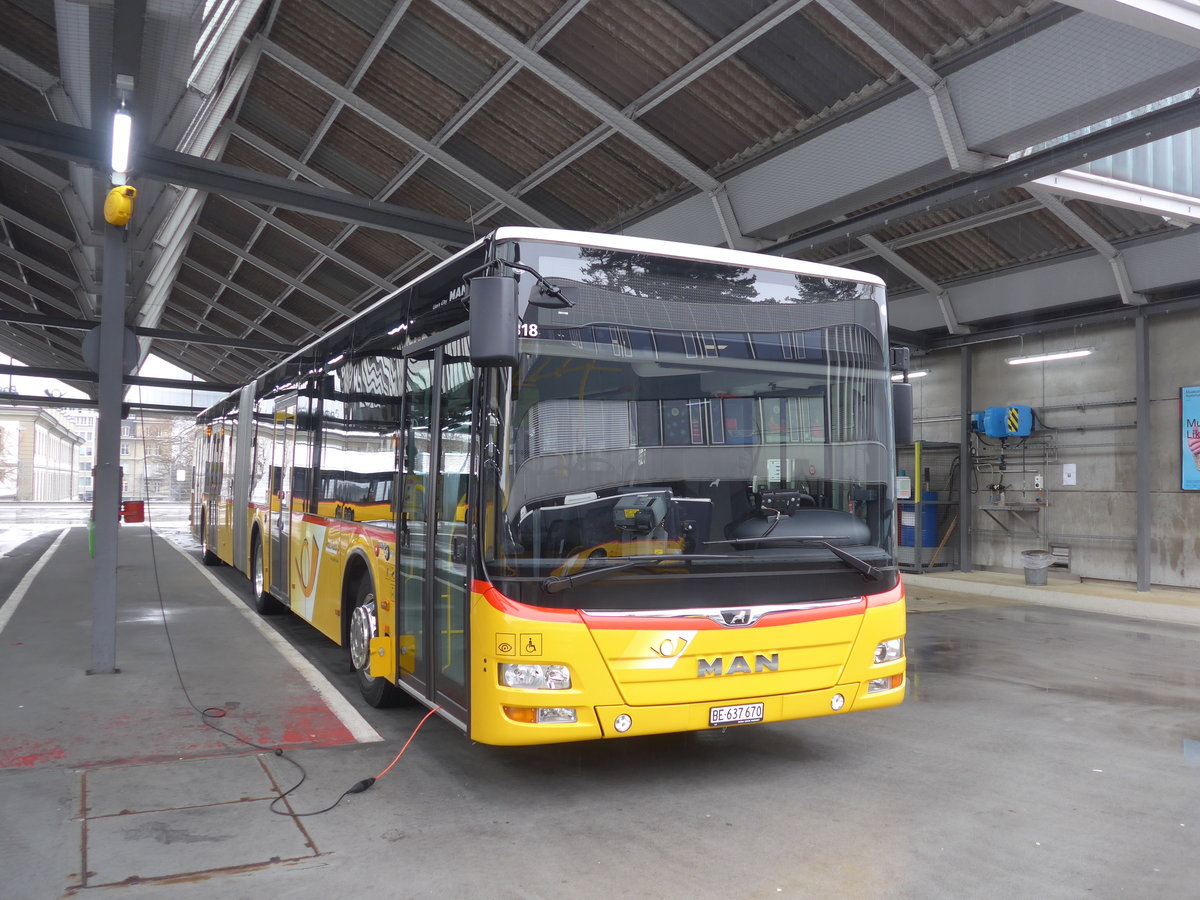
709 702 765 727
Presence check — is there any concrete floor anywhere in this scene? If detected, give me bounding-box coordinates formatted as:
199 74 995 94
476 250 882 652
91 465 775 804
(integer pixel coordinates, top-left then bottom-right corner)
1 506 1198 898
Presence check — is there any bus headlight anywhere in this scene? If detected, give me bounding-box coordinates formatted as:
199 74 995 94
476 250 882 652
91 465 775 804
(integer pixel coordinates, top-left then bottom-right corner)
500 663 572 690
874 638 903 664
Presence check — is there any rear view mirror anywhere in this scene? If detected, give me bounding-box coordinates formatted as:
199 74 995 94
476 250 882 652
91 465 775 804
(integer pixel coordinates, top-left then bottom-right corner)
528 283 578 309
892 381 913 445
469 276 517 367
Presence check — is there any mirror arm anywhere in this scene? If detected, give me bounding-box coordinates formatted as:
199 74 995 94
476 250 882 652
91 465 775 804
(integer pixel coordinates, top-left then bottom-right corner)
462 258 575 309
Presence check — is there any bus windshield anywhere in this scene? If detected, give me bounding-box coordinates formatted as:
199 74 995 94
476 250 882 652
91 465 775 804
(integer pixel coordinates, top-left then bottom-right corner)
483 240 897 611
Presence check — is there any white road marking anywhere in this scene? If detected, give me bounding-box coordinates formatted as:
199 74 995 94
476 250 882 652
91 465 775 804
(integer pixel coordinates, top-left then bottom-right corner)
166 530 384 745
0 528 69 637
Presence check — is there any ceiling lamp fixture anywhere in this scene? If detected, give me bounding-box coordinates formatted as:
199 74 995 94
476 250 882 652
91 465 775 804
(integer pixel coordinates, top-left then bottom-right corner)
1006 349 1093 366
111 74 135 181
111 107 132 175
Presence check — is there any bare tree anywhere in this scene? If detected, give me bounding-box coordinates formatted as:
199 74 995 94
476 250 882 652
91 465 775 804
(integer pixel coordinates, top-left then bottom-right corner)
0 425 16 490
139 415 197 500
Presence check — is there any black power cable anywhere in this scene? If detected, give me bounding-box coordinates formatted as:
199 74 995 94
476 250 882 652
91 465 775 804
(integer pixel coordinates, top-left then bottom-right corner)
132 391 438 816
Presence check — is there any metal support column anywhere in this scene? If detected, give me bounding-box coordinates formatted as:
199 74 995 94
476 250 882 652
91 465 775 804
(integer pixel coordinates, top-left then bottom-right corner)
958 344 973 572
1135 312 1151 592
89 224 126 674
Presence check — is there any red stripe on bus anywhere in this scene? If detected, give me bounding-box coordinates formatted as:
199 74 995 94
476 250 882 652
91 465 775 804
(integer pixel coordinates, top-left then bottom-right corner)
475 581 896 629
578 600 868 631
865 580 904 608
475 581 585 624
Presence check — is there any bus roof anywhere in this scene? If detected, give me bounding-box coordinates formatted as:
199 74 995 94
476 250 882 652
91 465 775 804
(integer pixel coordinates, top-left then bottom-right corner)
197 227 884 419
491 227 886 288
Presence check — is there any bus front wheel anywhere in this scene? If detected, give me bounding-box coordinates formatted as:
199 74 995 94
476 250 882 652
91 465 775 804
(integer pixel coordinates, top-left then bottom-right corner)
349 577 406 708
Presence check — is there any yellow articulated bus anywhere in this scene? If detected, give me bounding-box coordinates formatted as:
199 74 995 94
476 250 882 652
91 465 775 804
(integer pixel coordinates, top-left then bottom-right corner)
193 227 912 746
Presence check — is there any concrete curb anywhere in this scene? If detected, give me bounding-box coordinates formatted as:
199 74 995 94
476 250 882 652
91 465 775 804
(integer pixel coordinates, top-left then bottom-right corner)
903 573 1200 627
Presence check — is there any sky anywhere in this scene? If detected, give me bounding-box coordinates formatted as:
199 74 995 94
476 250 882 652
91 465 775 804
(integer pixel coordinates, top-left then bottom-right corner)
1 352 223 408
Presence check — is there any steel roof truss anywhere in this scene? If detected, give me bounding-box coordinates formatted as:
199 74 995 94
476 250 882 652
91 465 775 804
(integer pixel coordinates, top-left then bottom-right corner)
193 226 356 318
228 199 393 291
0 266 80 317
859 234 968 334
468 0 813 239
826 198 1046 266
628 0 815 120
0 201 102 297
1026 184 1147 306
0 230 89 308
227 125 453 261
180 258 323 335
817 0 1001 173
172 281 294 345
262 40 555 228
0 146 96 247
432 0 720 192
1031 169 1200 225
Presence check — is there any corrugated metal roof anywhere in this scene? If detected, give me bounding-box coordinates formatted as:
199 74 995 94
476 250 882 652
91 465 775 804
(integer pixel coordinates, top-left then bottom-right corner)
0 0 59 79
0 0 1193 385
337 227 424 277
270 0 375 86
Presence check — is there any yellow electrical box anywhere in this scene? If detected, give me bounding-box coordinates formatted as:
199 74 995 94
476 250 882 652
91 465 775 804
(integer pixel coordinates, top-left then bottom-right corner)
104 185 137 227
369 635 394 678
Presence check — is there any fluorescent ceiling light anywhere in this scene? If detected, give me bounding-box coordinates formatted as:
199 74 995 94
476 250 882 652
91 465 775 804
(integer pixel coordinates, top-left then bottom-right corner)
111 109 132 174
1006 349 1092 365
891 370 928 381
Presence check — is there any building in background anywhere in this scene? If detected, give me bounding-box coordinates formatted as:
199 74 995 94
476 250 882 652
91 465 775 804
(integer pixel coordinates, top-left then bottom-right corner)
0 404 82 501
63 412 195 501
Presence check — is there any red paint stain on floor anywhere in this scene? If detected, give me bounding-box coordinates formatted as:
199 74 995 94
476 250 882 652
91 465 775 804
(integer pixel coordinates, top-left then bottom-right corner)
276 699 357 746
0 700 359 770
0 740 67 769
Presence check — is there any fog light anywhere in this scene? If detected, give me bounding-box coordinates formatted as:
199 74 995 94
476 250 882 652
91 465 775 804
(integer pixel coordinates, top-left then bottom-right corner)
503 706 577 724
831 693 845 711
500 663 572 690
536 707 577 724
868 674 903 693
874 638 903 663
613 714 632 733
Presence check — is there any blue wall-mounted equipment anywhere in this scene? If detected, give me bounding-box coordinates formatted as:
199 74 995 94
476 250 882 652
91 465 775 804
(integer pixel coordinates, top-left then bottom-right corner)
971 405 1034 438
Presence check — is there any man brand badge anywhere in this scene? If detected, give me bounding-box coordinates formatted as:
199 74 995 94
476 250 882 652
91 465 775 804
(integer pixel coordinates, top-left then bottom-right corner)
713 608 761 627
697 654 779 677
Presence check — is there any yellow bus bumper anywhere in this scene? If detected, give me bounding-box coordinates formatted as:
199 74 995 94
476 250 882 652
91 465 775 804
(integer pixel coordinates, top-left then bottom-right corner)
473 674 904 746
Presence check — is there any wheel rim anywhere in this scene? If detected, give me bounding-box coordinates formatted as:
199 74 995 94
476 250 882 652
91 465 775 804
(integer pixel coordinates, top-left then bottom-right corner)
349 593 376 672
252 542 264 596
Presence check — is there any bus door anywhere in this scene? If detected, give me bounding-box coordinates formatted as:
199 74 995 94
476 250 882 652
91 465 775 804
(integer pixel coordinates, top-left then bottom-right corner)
269 397 296 599
396 342 474 722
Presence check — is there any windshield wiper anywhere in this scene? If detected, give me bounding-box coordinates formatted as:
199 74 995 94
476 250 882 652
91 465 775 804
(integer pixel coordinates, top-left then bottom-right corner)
707 535 883 580
541 554 737 594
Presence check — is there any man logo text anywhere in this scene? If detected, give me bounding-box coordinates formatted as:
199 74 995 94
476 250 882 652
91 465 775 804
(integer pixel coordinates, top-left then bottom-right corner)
697 654 779 677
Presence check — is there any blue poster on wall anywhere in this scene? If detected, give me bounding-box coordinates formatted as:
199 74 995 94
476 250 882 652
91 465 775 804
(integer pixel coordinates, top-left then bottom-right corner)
1183 386 1200 490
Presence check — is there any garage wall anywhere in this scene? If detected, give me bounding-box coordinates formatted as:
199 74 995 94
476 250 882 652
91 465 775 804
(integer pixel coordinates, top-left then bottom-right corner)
907 308 1200 589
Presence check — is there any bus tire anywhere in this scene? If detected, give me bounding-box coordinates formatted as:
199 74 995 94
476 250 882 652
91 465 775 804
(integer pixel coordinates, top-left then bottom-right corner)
249 533 280 615
200 512 219 566
349 576 407 708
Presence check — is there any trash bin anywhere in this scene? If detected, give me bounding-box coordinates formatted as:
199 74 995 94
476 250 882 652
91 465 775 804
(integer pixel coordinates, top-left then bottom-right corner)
121 500 145 523
1021 549 1053 585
